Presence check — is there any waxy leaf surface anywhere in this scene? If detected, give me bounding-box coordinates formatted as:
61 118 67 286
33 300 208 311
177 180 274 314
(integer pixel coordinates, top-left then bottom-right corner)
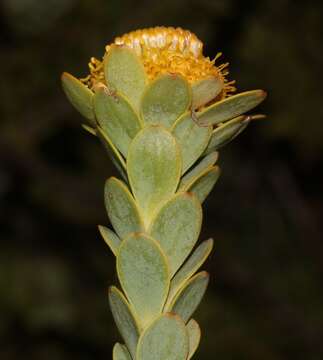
179 152 218 191
113 343 132 360
127 126 181 221
104 46 147 111
168 272 209 323
109 287 140 358
187 319 201 359
136 314 189 360
205 115 249 154
105 177 144 239
94 86 142 157
188 166 220 203
141 74 191 128
166 238 213 307
191 76 223 109
149 192 202 276
98 225 121 256
197 90 267 126
117 233 170 328
172 113 212 174
61 72 95 124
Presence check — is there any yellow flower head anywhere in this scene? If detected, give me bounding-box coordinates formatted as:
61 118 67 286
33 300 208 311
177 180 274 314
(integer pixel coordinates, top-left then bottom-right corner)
81 27 235 99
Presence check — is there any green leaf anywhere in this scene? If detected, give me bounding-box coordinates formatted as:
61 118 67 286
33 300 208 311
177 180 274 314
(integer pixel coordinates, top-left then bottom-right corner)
109 287 140 358
149 192 202 277
172 113 212 174
197 90 267 126
96 127 127 181
94 85 142 157
187 319 201 360
166 238 213 308
104 177 144 239
104 46 147 111
113 343 132 360
61 72 95 125
179 152 219 191
189 166 220 203
204 115 249 154
136 314 189 360
127 126 181 221
141 74 191 128
117 233 170 328
167 272 209 323
98 225 121 256
191 76 223 109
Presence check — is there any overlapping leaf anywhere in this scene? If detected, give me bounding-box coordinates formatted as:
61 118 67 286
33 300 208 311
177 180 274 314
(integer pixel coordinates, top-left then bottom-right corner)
149 192 202 276
117 233 170 328
109 286 140 358
136 314 189 360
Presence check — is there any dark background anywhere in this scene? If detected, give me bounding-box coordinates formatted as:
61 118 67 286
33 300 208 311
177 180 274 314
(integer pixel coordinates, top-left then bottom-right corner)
1 0 322 359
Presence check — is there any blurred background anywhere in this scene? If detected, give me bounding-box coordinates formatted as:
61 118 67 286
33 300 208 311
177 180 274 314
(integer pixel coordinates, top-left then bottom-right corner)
1 0 322 359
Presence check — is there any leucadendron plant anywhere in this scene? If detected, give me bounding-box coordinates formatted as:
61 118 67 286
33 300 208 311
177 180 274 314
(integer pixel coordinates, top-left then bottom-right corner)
61 27 266 360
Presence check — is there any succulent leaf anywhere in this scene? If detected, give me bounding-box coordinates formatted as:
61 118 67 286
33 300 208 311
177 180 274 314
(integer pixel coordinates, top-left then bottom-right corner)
109 287 141 358
188 166 221 203
96 127 127 181
172 112 212 174
98 225 121 256
127 126 181 221
61 72 95 125
149 192 202 276
141 74 191 128
117 233 170 328
197 89 267 126
186 319 201 359
104 177 144 239
94 86 142 157
179 152 219 191
113 343 132 360
204 115 250 154
136 313 189 360
167 271 209 323
166 238 213 308
104 46 147 112
191 76 223 109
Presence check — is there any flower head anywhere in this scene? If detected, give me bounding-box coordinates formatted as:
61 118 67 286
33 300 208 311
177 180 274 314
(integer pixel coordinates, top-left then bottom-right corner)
81 27 235 100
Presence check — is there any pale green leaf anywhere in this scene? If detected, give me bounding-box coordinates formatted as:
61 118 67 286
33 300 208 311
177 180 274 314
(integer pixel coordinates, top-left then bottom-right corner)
127 126 181 221
187 319 201 359
94 86 142 157
191 76 223 109
61 72 95 125
141 74 191 128
189 166 220 203
166 238 213 308
167 272 209 323
172 113 212 174
113 343 132 360
204 115 249 154
104 46 147 111
104 177 144 239
96 127 127 181
117 233 170 328
197 90 267 126
98 225 121 256
179 152 219 191
149 192 202 276
136 314 189 360
109 287 140 358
